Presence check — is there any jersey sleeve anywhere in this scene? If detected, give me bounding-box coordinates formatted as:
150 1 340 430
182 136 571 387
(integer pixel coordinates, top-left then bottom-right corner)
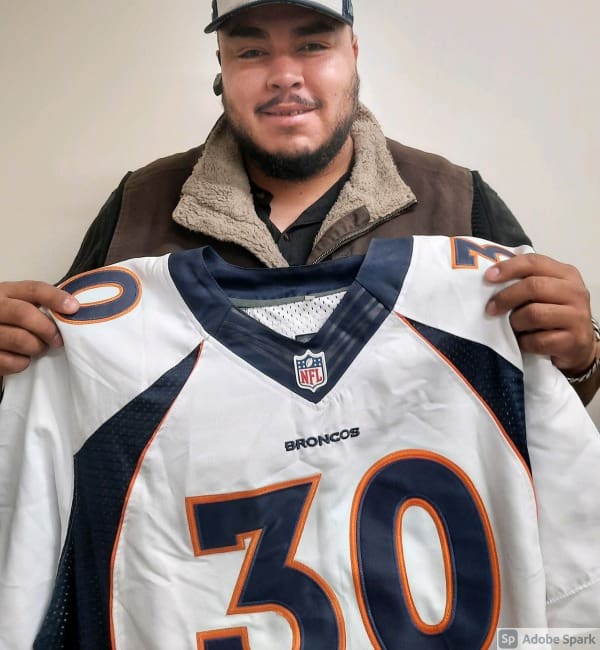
0 352 76 648
523 353 600 624
405 236 600 623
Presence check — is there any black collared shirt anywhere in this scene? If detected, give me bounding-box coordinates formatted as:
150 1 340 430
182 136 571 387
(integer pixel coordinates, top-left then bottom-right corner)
250 173 351 266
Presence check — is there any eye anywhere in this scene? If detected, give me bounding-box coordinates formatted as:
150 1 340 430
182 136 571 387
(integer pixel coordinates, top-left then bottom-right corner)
238 49 266 59
300 42 328 53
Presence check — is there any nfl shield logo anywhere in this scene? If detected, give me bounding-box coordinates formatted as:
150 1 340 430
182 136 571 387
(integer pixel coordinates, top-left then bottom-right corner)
294 350 328 392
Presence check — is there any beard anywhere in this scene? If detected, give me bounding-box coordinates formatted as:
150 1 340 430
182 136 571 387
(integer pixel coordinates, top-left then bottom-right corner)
223 74 360 181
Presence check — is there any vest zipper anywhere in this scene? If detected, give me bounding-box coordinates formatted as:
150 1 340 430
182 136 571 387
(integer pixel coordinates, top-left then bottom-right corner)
310 200 417 264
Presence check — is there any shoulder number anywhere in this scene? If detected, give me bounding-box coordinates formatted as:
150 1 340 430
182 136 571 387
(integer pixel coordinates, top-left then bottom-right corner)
55 267 142 324
451 237 515 269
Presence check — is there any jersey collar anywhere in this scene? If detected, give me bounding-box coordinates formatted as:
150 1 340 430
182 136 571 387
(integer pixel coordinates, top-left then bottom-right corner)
168 238 414 402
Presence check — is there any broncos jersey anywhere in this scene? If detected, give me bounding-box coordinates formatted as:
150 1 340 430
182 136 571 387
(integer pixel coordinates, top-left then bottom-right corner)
0 236 599 649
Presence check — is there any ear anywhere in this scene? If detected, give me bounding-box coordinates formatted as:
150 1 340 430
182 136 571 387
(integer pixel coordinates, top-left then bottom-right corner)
216 50 222 66
351 34 359 61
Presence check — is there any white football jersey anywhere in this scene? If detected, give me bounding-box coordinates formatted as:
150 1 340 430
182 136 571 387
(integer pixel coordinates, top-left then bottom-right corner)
0 236 599 649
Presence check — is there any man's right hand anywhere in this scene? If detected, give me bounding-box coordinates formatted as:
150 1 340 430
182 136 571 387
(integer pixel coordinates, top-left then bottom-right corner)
0 281 79 376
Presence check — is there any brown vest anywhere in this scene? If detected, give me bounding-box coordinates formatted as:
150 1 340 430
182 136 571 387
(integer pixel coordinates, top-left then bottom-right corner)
106 139 473 268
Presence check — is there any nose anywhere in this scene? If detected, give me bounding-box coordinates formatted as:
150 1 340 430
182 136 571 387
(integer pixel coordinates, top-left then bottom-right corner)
266 55 304 92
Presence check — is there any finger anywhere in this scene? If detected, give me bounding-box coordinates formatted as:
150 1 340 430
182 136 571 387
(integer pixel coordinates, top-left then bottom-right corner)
0 350 32 376
517 330 595 370
1 281 79 313
0 299 63 347
486 276 577 316
0 325 50 358
508 303 578 335
516 329 573 362
484 253 581 284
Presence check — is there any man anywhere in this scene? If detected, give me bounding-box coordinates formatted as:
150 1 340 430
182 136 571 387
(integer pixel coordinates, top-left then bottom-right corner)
0 0 598 403
1 3 600 646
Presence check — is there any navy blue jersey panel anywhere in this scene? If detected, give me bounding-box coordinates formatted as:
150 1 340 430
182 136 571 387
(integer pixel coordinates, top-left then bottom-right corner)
408 320 530 469
34 347 199 649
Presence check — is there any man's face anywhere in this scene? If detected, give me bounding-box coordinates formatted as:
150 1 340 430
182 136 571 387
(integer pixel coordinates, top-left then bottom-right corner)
217 5 359 180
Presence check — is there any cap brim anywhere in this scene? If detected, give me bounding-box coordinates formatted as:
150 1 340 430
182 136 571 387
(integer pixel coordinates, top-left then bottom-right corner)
205 0 352 33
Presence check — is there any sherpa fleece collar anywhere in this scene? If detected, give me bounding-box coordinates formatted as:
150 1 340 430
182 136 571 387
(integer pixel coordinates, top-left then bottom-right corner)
173 104 416 268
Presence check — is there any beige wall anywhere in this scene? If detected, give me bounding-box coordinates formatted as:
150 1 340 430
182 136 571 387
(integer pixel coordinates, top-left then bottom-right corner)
1 1 598 422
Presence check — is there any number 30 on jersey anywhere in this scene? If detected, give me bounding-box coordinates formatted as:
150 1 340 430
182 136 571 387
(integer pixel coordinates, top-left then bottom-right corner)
186 450 500 650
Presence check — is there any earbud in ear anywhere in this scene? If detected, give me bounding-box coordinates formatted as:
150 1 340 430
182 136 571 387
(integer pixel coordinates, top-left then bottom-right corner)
213 72 223 96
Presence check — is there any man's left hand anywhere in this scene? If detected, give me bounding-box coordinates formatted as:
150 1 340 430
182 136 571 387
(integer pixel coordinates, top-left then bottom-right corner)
484 254 598 385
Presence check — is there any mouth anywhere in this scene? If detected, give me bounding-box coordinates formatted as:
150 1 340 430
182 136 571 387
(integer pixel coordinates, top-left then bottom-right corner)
257 96 320 118
264 107 315 116
261 105 316 117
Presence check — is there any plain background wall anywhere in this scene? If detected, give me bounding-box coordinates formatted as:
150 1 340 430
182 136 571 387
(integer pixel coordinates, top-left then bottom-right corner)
1 0 599 423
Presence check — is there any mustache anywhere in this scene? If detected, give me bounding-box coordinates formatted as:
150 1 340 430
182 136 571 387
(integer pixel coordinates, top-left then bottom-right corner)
256 94 322 113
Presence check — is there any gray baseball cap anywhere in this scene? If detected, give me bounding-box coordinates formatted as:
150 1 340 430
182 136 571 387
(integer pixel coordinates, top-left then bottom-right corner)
205 0 354 33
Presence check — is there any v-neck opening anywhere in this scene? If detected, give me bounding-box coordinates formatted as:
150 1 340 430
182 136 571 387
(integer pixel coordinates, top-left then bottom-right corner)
168 238 414 402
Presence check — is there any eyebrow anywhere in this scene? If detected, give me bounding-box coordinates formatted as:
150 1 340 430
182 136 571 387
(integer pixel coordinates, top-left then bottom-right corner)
225 24 267 39
225 19 338 40
293 20 338 37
